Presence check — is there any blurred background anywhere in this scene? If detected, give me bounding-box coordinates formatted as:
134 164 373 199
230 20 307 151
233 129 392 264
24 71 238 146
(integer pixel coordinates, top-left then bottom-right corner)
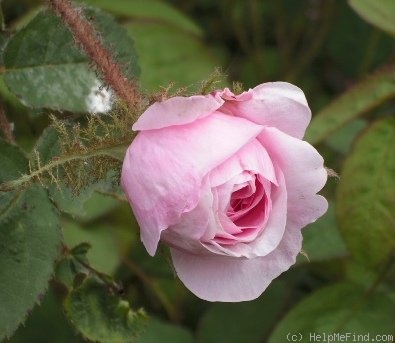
1 0 394 342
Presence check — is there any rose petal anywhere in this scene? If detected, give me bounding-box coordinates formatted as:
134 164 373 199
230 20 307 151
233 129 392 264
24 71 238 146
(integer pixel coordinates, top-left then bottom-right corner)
215 88 253 101
214 171 255 214
228 178 265 222
288 194 328 228
220 82 311 139
202 139 278 243
244 171 287 255
121 113 263 255
133 94 224 131
202 170 287 258
258 127 328 228
209 139 277 188
170 218 302 302
161 178 216 253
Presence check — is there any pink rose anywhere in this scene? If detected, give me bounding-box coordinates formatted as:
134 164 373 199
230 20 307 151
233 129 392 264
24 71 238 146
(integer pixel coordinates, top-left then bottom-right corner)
121 82 327 302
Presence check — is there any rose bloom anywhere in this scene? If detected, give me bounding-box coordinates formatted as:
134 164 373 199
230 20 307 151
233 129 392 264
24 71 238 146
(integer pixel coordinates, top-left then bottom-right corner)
121 82 327 302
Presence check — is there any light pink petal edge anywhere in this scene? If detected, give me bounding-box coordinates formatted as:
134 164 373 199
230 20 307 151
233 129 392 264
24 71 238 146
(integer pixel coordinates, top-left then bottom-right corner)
258 127 328 228
170 218 302 302
220 82 311 139
133 94 224 131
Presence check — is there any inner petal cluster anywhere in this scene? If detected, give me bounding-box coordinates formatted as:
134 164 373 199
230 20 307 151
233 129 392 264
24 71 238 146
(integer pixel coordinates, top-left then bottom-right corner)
212 172 272 246
161 139 284 259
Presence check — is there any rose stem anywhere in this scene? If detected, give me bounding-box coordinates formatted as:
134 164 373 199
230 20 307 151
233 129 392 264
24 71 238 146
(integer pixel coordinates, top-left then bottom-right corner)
48 0 141 110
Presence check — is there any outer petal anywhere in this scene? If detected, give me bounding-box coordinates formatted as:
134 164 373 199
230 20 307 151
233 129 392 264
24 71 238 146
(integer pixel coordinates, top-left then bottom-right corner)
160 177 217 253
170 219 302 302
215 88 253 102
121 113 263 255
220 82 311 139
209 139 277 188
133 94 224 131
258 127 328 228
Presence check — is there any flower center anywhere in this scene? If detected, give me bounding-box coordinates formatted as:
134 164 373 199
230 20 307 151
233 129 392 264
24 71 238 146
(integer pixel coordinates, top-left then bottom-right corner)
213 174 270 245
227 179 259 220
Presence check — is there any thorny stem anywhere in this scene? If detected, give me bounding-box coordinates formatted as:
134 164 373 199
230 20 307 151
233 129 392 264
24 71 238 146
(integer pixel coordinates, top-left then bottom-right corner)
0 100 15 143
0 141 129 192
48 0 141 110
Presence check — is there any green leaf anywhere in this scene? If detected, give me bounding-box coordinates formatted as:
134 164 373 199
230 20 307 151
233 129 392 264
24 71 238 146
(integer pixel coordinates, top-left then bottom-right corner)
126 22 223 91
345 261 378 287
30 126 90 216
197 281 287 343
55 257 79 289
33 126 61 164
325 119 366 154
336 117 395 266
55 242 92 290
70 242 92 260
325 1 393 78
268 282 395 342
9 289 83 343
305 65 395 144
31 126 124 217
0 138 28 182
0 139 61 340
46 169 122 217
102 144 128 161
49 185 94 216
349 0 395 37
80 0 202 36
0 75 27 111
136 318 193 343
299 204 348 264
0 138 28 234
3 8 139 112
64 276 147 343
0 185 61 340
63 222 121 275
75 192 120 222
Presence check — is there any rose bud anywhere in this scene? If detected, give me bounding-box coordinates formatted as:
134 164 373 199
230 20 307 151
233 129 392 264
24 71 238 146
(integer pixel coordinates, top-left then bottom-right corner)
121 82 328 302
